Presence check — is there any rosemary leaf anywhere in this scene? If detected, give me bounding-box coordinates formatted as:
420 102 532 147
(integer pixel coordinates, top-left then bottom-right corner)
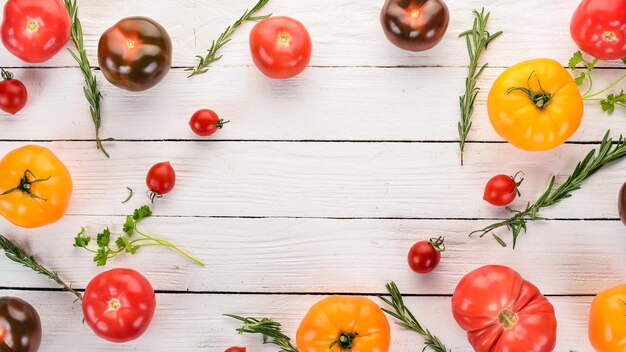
471 131 626 248
224 314 298 352
379 282 450 352
0 235 82 300
186 0 271 77
458 8 502 165
64 0 112 158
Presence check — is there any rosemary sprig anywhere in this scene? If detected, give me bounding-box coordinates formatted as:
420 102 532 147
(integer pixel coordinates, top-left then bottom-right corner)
64 0 113 158
224 314 298 352
379 282 450 352
471 131 626 248
186 0 271 77
0 234 82 300
458 8 502 166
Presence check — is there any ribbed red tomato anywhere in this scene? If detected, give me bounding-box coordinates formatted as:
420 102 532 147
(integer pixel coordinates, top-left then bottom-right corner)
570 0 626 60
1 0 71 63
452 265 557 352
82 268 156 343
249 16 312 79
225 347 246 352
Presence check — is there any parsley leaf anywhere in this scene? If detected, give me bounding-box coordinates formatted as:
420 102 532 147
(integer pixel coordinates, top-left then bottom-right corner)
73 228 91 248
622 58 626 65
601 90 626 115
574 72 586 86
123 215 135 236
133 205 152 221
96 227 111 247
94 248 110 266
568 51 583 69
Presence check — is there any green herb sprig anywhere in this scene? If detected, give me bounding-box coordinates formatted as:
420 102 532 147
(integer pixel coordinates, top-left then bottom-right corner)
186 0 271 77
64 0 113 158
379 282 450 352
74 205 204 266
224 314 298 352
568 51 625 115
458 8 502 166
0 235 82 300
471 131 626 248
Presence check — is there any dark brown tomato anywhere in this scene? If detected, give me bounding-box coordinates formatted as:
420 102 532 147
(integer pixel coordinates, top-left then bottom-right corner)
380 0 450 51
0 297 42 352
98 17 172 92
617 183 626 225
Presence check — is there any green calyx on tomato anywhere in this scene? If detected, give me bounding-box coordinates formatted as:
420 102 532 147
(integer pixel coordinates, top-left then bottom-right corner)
98 17 172 91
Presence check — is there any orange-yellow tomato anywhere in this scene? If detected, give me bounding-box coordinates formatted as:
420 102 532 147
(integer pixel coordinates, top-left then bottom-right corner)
589 284 626 352
0 145 72 228
488 58 584 151
296 296 390 352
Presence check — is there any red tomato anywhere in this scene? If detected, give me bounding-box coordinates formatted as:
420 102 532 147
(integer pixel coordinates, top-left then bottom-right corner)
483 172 523 207
82 268 156 343
1 0 71 63
225 347 246 352
249 16 312 79
452 265 557 352
189 109 229 137
407 236 444 274
0 69 27 115
570 0 626 60
146 161 176 198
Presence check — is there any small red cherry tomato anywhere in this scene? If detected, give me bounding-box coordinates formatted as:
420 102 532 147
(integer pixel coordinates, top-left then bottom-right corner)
1 0 71 63
0 69 27 115
225 347 246 352
570 0 626 60
146 161 176 201
82 268 156 343
407 236 445 274
189 109 229 137
483 172 524 207
249 16 312 79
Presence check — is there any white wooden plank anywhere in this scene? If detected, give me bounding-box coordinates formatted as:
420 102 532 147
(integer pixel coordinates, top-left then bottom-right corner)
0 141 623 219
0 290 593 351
0 67 624 141
1 0 623 69
0 218 623 294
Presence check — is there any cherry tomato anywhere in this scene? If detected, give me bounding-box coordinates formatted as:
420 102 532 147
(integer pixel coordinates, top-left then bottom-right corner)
570 0 626 60
483 172 524 207
0 69 27 115
249 16 312 79
189 109 229 137
82 268 156 343
1 0 71 63
407 236 444 274
225 347 246 352
98 17 172 91
0 297 42 352
380 0 450 51
146 161 176 201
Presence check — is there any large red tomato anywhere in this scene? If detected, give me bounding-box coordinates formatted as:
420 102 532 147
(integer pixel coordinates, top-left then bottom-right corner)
570 0 626 60
82 268 156 343
451 265 557 352
249 16 312 79
1 0 71 63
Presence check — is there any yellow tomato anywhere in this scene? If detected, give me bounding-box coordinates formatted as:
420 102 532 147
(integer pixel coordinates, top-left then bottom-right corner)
296 296 390 352
488 58 584 151
589 284 626 352
0 145 73 228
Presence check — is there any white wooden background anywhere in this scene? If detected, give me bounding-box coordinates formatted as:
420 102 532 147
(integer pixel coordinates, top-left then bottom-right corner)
0 0 625 350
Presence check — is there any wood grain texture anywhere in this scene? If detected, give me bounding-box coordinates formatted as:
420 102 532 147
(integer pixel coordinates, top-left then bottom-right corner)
1 218 624 294
0 141 624 219
0 0 624 69
0 67 624 141
0 290 594 351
